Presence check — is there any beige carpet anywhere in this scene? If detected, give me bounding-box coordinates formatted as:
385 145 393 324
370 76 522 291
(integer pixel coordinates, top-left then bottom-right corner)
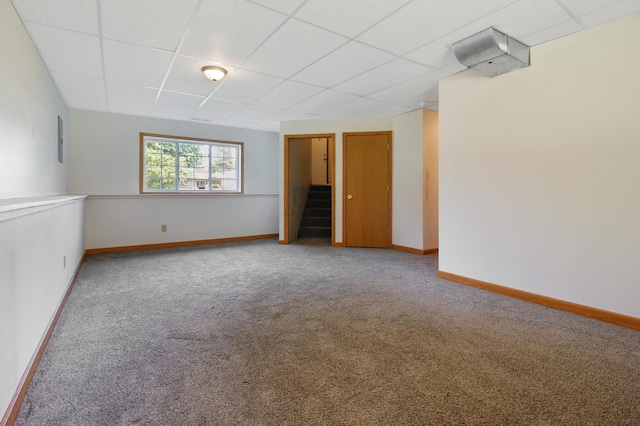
16 238 640 425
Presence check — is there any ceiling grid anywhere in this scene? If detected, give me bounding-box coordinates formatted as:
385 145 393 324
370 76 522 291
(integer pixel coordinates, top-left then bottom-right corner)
10 0 640 131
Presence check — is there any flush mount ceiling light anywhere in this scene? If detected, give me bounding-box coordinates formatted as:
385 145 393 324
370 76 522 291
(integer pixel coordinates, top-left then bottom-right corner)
202 66 227 81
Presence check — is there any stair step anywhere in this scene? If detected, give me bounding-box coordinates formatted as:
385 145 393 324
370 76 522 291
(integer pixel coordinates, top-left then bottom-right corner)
301 216 331 227
299 226 331 238
310 185 332 192
306 199 330 208
304 207 331 217
308 191 331 200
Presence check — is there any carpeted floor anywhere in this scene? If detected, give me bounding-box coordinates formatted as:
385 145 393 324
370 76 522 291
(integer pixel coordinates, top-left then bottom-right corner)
16 238 640 425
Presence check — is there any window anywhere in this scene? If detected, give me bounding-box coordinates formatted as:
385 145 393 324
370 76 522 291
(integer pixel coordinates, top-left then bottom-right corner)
140 133 243 194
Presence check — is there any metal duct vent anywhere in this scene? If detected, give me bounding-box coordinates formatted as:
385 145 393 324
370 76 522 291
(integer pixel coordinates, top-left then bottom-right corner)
452 28 530 77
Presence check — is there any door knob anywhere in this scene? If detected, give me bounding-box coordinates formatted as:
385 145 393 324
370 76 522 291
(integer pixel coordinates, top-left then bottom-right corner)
347 194 352 199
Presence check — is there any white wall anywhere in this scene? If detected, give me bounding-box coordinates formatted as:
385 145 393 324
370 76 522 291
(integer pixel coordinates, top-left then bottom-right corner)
287 138 311 241
423 110 439 250
0 1 86 417
392 110 424 249
311 138 328 185
0 2 67 198
0 201 85 417
68 110 279 249
439 14 640 318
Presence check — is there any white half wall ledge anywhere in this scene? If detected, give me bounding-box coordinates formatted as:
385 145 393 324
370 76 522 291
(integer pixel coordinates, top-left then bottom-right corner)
0 195 88 222
87 194 278 199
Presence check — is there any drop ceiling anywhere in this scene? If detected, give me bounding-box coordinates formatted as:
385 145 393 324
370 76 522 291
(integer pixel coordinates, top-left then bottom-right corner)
10 0 640 132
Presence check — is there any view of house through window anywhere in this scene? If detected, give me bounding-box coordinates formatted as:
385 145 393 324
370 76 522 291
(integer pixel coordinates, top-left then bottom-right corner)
141 133 243 193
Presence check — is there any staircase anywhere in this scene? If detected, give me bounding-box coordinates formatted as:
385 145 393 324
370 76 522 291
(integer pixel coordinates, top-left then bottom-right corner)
298 185 331 238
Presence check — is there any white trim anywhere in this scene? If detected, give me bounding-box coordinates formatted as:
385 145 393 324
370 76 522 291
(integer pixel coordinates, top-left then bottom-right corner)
88 194 277 200
0 195 88 222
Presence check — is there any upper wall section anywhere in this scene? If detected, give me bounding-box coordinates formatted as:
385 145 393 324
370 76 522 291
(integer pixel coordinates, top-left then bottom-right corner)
439 14 640 318
0 1 68 199
68 110 279 196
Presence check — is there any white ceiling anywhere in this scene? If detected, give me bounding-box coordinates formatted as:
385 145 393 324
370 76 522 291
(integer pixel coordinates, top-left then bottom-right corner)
10 0 640 132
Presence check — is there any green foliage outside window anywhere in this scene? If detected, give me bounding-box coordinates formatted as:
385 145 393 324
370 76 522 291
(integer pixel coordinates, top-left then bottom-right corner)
142 136 241 192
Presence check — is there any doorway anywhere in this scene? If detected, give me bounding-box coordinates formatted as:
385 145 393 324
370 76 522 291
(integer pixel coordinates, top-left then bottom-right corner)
311 137 329 185
343 131 392 248
283 134 335 244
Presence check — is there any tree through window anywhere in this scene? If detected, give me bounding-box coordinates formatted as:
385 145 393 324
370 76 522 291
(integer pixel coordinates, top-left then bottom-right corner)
140 133 243 193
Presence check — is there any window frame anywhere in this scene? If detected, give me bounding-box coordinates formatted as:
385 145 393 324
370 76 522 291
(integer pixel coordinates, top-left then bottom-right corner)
139 132 244 194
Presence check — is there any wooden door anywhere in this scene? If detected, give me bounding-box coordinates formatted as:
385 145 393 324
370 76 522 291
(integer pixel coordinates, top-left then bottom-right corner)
344 132 391 248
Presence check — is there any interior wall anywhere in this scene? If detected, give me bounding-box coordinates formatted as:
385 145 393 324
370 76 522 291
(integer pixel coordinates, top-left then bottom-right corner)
439 13 640 318
0 201 85 418
311 138 328 185
280 117 395 244
0 2 67 198
392 110 424 250
68 110 280 249
287 138 312 242
0 1 85 418
423 110 439 250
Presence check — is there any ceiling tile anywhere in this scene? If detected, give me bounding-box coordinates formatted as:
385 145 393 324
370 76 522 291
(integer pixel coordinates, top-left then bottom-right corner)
333 59 433 96
519 20 584 46
368 103 414 117
295 0 411 37
100 0 199 51
357 0 516 55
290 90 358 115
222 118 278 132
53 72 106 106
152 111 198 122
579 0 640 27
277 110 323 122
14 0 640 129
405 38 464 69
291 41 395 87
210 69 283 104
368 69 450 105
557 0 630 16
253 81 324 109
248 0 306 14
164 56 234 97
442 61 468 74
481 0 572 38
235 105 279 122
106 81 158 110
192 99 247 121
103 40 173 87
322 97 389 118
405 0 572 67
179 0 287 66
153 91 205 116
26 23 103 78
242 19 348 78
393 89 441 109
106 107 150 119
12 0 98 35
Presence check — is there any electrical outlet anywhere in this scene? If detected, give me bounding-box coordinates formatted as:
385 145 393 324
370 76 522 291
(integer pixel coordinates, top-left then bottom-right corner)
63 254 66 269
161 224 168 232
